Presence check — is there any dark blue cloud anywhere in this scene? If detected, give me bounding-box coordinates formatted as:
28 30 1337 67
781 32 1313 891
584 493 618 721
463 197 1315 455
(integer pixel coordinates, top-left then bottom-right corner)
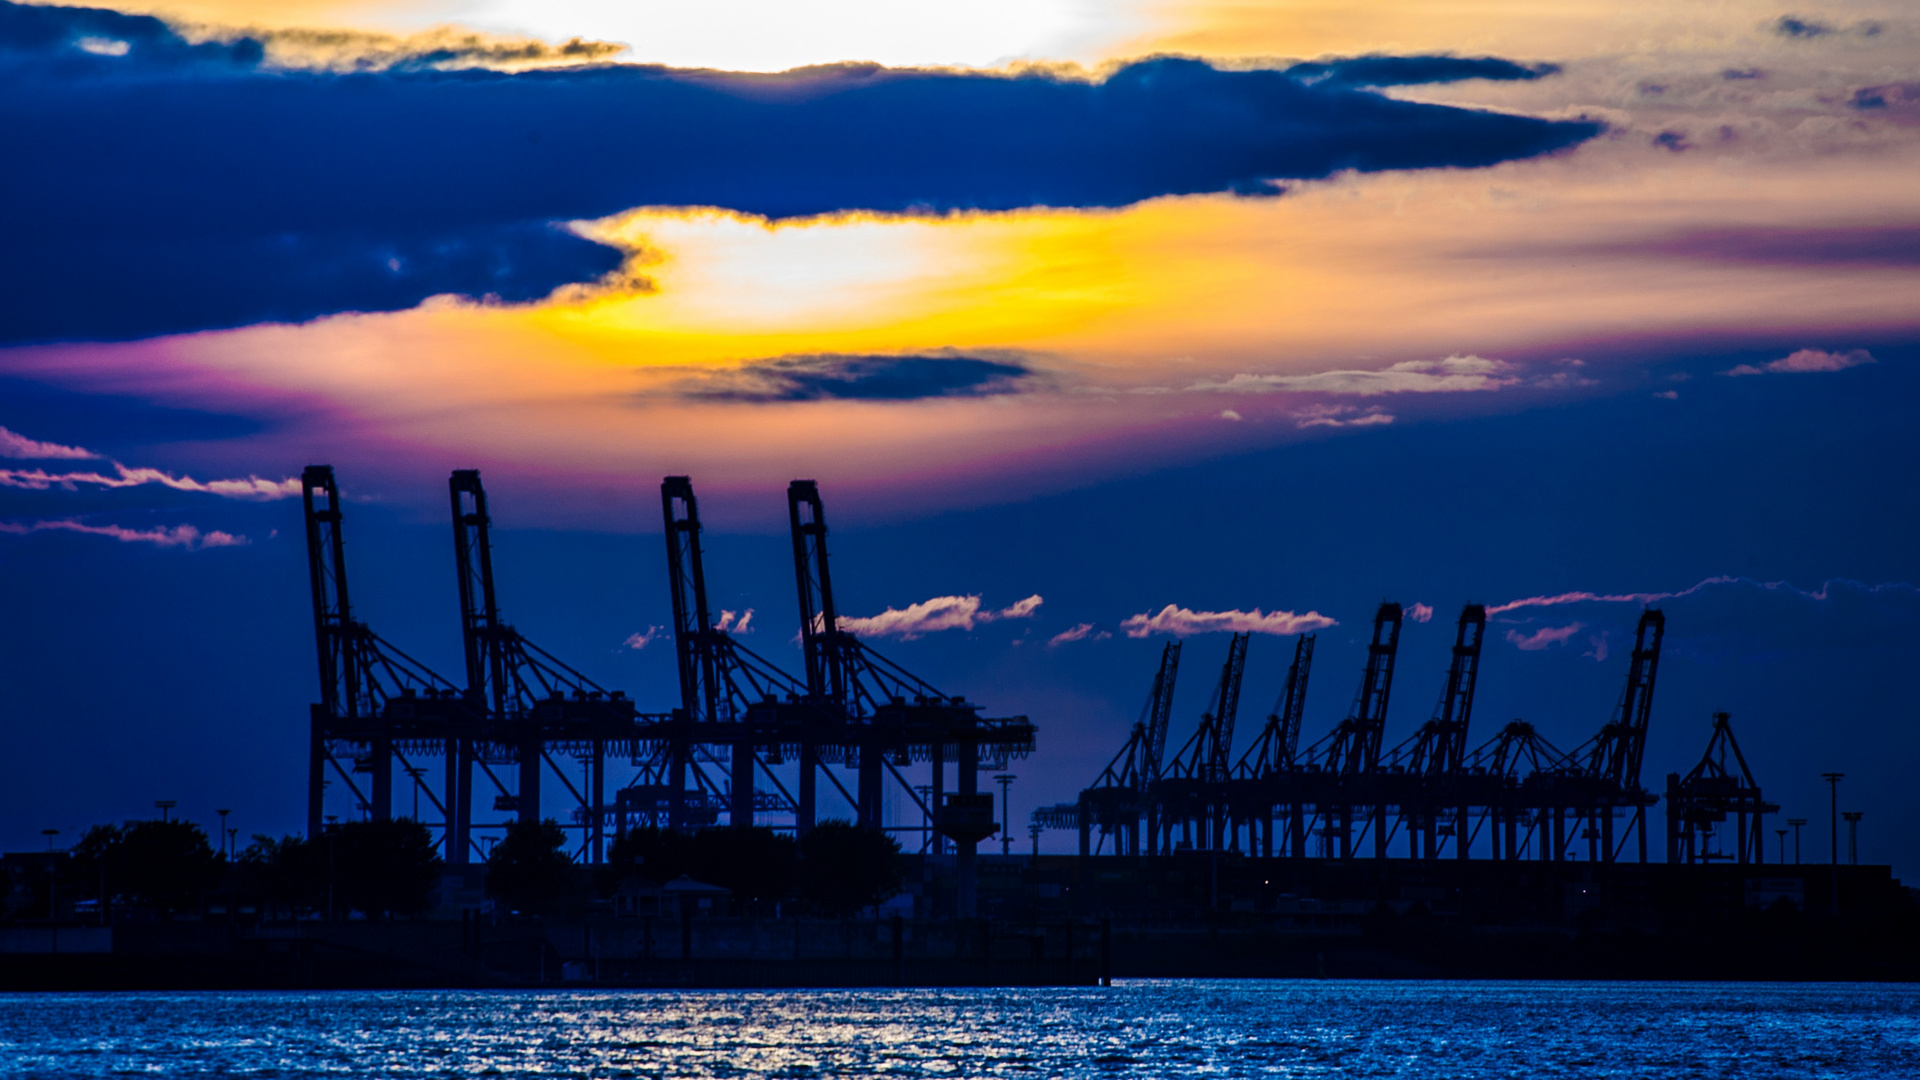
677 354 1032 402
1283 54 1559 88
1774 15 1833 38
0 2 1601 346
1649 227 1920 267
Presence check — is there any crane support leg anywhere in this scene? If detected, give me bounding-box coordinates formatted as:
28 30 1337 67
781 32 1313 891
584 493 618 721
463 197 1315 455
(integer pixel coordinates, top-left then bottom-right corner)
370 734 393 821
797 744 816 836
307 710 326 839
858 746 883 831
732 737 756 828
444 737 463 862
520 738 542 824
957 740 980 918
590 740 605 863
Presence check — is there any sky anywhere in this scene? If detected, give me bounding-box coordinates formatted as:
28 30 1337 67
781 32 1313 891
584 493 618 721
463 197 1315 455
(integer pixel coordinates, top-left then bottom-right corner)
1 0 1916 872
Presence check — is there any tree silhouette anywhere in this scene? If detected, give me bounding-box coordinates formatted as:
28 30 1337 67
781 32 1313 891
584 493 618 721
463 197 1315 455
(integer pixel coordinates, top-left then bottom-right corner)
332 818 443 918
70 820 220 916
691 827 798 914
798 820 903 916
486 819 575 916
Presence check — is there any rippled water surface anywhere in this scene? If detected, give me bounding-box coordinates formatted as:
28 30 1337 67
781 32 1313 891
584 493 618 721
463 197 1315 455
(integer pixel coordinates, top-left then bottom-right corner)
3 981 1918 1078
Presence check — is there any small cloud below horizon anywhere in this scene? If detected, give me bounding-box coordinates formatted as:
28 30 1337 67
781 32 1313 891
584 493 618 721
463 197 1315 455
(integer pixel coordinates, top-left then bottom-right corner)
623 626 667 650
1506 622 1585 650
1048 622 1113 647
0 519 246 550
1721 348 1874 377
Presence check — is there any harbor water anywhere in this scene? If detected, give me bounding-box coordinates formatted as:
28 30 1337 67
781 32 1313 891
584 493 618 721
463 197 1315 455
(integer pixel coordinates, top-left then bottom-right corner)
2 980 1917 1077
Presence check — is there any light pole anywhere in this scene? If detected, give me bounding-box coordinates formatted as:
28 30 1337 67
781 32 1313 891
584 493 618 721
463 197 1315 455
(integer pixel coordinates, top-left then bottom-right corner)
216 809 231 858
1821 772 1844 914
154 799 176 823
1843 812 1862 865
405 767 427 821
914 784 936 854
1029 823 1043 858
993 774 1017 857
41 830 59 921
1788 818 1807 864
1775 828 1788 865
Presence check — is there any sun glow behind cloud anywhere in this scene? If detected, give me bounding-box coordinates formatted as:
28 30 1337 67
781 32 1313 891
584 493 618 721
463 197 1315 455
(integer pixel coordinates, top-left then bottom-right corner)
10 118 1918 524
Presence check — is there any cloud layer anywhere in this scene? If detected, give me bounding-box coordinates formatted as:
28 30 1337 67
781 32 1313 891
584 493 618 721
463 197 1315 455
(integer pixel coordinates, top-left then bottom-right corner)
0 1 1600 344
1121 604 1337 638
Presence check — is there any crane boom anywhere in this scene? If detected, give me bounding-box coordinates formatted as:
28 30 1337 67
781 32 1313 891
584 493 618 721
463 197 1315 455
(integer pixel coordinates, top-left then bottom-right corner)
1207 633 1250 781
1140 641 1182 783
1580 609 1665 788
1316 603 1403 773
1277 634 1315 767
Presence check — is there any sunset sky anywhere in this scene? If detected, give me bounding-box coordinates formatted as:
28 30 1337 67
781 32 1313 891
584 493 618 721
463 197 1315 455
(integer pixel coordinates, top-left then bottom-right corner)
1 0 1915 870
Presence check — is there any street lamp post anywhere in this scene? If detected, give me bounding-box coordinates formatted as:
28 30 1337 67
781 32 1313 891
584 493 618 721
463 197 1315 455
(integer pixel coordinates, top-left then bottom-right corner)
1821 772 1844 914
216 809 231 859
993 775 1017 857
154 800 176 823
1843 812 1863 865
1788 818 1807 864
1775 828 1788 865
914 785 935 854
405 767 427 821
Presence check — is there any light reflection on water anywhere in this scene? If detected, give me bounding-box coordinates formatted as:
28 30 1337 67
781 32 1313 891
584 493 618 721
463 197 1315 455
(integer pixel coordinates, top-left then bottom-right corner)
2 981 1917 1077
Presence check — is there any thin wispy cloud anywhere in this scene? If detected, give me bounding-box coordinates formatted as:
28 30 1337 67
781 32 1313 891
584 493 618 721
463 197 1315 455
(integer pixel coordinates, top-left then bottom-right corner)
714 609 754 634
1505 622 1584 650
1489 575 1920 615
1192 354 1519 397
1121 604 1337 638
1722 348 1875 377
1295 404 1395 429
1047 622 1112 647
1407 602 1435 623
836 594 1043 640
0 426 95 461
0 464 300 500
0 519 245 549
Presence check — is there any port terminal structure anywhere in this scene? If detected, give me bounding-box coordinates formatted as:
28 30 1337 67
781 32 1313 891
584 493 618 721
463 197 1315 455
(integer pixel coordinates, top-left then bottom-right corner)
303 467 1034 884
1037 603 1781 867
